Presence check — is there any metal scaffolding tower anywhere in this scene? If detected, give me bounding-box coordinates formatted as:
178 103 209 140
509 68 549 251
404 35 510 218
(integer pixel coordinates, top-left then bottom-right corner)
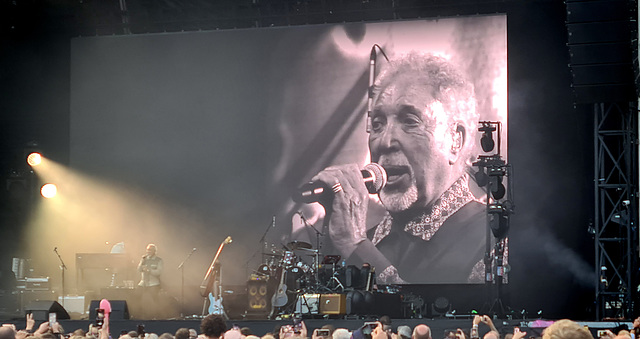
594 101 638 319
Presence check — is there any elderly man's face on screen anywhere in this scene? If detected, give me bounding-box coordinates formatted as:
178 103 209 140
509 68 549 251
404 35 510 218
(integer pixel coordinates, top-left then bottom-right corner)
369 74 461 213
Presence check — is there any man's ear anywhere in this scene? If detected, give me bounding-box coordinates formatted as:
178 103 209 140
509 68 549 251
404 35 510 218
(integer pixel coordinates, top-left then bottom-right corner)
449 123 465 165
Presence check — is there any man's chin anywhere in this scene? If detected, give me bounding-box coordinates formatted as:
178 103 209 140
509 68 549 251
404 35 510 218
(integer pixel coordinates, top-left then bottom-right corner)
380 186 418 213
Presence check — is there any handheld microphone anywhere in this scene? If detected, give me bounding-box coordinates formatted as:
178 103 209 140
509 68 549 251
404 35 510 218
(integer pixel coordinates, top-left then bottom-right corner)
293 163 387 204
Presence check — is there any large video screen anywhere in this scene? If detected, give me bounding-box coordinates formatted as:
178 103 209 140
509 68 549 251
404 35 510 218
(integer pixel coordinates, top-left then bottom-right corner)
63 15 506 294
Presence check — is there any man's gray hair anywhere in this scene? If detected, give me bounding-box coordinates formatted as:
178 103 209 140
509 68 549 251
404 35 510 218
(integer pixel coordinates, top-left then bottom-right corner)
332 329 350 339
373 52 479 165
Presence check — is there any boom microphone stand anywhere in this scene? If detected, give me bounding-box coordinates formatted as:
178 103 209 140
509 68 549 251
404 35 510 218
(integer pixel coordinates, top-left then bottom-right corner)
177 247 196 318
53 247 67 307
298 212 323 291
259 216 276 265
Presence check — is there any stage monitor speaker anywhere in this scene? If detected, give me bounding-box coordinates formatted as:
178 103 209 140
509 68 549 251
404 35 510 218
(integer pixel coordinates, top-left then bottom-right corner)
320 294 346 315
25 300 70 321
89 300 130 320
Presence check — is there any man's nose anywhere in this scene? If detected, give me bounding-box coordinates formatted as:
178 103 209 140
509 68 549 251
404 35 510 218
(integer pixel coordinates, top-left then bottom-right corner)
377 121 399 151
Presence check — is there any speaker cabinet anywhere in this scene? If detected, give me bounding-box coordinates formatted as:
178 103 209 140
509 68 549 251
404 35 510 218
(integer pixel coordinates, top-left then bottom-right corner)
89 300 130 320
247 278 269 312
24 301 70 321
320 294 346 315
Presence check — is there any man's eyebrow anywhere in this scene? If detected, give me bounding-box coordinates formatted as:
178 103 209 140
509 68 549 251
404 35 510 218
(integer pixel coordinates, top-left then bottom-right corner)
372 104 421 115
397 104 422 115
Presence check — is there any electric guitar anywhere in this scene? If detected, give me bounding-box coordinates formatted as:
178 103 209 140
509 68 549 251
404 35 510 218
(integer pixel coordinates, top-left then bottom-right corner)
200 236 232 315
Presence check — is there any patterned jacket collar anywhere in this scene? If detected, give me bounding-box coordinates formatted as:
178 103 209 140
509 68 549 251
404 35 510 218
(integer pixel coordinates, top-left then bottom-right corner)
372 174 477 245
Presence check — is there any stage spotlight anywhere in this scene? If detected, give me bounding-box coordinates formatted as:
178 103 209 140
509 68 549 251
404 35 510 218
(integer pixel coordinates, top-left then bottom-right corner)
479 123 497 153
474 167 488 187
431 296 451 316
487 166 506 200
27 153 42 167
40 184 57 198
488 203 509 238
490 176 506 200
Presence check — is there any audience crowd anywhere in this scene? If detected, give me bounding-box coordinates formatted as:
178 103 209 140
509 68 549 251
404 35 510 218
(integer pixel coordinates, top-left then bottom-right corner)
0 312 636 339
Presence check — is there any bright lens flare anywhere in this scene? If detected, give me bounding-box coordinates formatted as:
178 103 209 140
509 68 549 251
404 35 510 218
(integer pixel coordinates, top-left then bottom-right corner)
27 153 42 166
40 184 57 198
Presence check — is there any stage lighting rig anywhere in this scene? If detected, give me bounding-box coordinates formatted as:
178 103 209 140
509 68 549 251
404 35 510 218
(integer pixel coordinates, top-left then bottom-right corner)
473 121 512 318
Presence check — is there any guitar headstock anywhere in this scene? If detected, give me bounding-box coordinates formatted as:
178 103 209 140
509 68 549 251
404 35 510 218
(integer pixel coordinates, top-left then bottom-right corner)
224 236 232 244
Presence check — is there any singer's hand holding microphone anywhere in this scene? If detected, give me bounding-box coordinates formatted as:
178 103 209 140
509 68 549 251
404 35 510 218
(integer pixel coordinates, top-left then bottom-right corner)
293 163 386 204
293 163 387 258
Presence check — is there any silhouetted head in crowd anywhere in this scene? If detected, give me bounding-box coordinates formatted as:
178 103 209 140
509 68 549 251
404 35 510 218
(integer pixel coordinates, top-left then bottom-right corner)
0 327 15 339
200 315 227 339
412 325 431 339
176 328 190 339
542 320 592 339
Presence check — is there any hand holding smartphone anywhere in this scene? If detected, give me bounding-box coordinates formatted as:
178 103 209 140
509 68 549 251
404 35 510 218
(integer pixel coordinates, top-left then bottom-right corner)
362 322 378 335
316 329 331 337
293 318 302 334
95 309 105 329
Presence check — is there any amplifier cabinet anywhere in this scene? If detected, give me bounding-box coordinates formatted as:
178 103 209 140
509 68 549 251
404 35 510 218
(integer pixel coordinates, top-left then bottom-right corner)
319 294 346 315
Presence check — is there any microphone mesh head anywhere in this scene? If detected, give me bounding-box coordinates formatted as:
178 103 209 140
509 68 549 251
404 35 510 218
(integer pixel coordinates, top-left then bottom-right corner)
364 163 387 194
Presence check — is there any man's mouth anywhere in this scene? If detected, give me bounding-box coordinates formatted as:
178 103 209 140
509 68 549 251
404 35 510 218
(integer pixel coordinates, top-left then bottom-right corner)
382 165 411 187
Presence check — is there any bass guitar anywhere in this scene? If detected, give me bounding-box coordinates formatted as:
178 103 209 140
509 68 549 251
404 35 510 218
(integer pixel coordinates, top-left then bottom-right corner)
200 236 232 315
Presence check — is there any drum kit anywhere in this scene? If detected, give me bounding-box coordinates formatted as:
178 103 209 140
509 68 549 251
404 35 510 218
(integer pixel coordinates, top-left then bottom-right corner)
256 240 346 302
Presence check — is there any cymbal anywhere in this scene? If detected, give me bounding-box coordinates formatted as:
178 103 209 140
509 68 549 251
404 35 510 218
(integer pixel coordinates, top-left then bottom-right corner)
287 241 312 250
297 247 318 253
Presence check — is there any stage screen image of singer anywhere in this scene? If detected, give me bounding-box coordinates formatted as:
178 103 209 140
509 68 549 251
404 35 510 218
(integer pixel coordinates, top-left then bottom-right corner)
65 14 507 293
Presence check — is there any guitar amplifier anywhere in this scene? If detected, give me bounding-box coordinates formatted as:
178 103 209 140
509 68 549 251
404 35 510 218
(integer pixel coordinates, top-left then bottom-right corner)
320 294 346 315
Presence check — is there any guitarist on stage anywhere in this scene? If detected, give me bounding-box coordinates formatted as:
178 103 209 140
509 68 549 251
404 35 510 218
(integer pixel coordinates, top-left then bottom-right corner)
137 243 164 316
